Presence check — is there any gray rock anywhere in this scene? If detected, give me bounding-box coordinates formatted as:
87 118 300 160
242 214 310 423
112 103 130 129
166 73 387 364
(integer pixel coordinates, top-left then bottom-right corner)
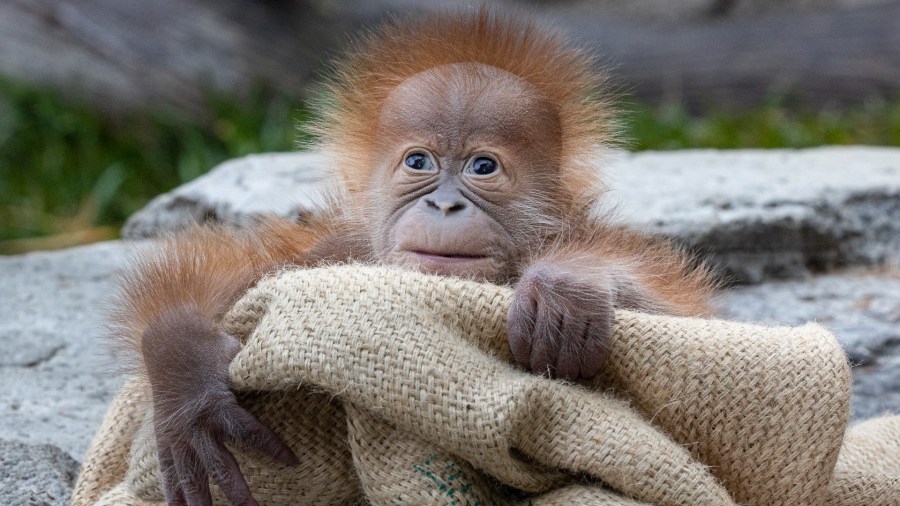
0 241 132 461
720 267 900 420
610 147 900 283
123 147 900 284
122 152 329 239
0 439 79 506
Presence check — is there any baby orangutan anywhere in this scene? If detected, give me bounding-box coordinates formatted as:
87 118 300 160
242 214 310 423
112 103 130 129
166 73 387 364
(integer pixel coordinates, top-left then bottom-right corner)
113 9 716 506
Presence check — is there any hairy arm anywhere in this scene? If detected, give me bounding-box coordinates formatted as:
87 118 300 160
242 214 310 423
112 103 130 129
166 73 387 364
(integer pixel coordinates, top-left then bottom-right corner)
508 223 717 381
110 214 368 505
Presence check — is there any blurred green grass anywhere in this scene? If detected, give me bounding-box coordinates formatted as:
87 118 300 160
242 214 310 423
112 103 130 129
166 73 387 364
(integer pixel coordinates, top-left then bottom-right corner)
624 99 900 151
0 79 310 253
1 76 899 254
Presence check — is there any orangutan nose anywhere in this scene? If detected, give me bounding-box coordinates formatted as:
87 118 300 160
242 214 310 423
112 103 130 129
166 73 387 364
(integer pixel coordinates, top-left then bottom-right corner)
424 189 468 215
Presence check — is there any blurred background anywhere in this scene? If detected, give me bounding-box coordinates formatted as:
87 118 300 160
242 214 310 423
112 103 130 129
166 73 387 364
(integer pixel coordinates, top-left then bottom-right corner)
1 0 898 254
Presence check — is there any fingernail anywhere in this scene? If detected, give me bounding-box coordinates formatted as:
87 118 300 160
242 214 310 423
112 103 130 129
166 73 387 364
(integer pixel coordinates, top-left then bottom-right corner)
280 448 300 466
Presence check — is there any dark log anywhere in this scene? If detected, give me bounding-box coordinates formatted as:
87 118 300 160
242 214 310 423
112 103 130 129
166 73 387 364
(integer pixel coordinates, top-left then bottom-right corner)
0 0 425 116
557 2 900 107
0 0 897 115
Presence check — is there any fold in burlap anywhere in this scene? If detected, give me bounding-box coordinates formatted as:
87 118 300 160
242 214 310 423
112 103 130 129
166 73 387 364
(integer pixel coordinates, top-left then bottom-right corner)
73 265 900 505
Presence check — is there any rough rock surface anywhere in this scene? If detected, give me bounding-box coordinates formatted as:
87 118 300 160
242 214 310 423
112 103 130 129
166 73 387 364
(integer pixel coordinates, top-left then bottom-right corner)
122 152 330 239
124 147 900 284
0 242 129 460
610 148 900 283
0 439 80 506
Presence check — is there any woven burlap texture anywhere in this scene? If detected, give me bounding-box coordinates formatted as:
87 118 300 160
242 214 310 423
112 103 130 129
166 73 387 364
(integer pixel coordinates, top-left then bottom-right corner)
72 265 900 505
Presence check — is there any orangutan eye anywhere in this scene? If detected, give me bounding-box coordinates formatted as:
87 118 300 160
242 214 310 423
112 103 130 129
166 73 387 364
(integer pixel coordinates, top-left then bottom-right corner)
404 152 436 172
467 156 498 176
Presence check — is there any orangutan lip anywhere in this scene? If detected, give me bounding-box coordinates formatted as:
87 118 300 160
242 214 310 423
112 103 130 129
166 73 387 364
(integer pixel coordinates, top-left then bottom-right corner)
407 250 490 263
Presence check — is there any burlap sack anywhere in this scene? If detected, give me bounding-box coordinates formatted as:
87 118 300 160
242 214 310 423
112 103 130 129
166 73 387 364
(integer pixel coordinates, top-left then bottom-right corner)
826 415 900 505
72 265 900 505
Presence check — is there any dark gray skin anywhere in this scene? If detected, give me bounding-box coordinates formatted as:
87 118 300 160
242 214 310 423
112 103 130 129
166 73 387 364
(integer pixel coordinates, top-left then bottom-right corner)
140 64 678 505
143 309 297 506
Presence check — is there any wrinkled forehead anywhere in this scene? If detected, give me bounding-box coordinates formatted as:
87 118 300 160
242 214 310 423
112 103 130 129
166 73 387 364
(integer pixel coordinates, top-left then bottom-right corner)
378 63 560 148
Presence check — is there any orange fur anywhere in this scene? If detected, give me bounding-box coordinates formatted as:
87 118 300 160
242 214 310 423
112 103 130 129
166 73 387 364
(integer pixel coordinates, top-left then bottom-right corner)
309 7 617 206
528 220 718 317
108 215 341 371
